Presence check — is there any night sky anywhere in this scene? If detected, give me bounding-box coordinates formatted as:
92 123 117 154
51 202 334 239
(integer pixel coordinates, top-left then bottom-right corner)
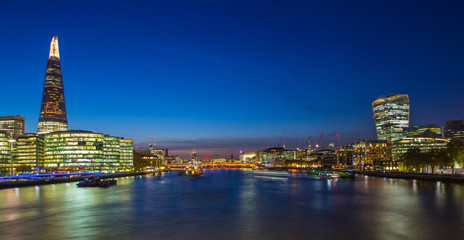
1 1 463 158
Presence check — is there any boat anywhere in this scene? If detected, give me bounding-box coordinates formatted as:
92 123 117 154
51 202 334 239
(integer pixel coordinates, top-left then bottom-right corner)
184 159 203 176
251 170 290 177
318 172 340 179
76 177 117 188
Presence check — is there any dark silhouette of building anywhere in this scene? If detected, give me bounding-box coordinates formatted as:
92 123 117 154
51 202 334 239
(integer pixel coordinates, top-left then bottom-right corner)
445 119 464 138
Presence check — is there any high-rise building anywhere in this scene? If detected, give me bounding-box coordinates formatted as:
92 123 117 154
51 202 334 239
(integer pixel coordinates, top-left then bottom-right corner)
372 94 410 140
0 116 25 138
38 36 68 134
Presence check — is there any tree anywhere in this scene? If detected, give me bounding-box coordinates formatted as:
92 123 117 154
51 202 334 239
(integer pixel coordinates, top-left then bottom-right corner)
430 149 452 174
15 165 32 174
402 148 422 172
0 167 8 176
446 141 464 174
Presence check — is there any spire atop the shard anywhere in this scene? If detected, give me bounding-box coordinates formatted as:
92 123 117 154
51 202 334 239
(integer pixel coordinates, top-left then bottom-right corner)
49 36 60 59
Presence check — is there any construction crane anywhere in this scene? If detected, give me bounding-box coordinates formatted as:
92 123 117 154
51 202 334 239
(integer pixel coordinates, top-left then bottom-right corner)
316 129 323 149
278 129 286 148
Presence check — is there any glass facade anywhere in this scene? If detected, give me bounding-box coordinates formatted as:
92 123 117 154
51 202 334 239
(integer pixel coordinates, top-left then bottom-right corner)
0 116 25 138
44 130 133 172
14 134 44 171
372 94 410 141
38 37 68 134
403 124 442 138
0 131 10 170
391 137 449 162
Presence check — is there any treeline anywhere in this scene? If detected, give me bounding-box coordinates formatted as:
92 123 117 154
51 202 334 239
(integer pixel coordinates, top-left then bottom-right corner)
402 141 464 173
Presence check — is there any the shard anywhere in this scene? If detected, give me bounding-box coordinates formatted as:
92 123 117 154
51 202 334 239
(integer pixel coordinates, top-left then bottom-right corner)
37 36 68 134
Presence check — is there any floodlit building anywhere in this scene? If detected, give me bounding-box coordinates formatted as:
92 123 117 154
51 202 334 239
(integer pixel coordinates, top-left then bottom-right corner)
352 140 391 170
14 134 44 171
38 37 69 134
0 116 25 138
257 147 295 167
0 131 11 172
43 130 133 172
372 94 410 141
337 145 354 167
240 152 257 163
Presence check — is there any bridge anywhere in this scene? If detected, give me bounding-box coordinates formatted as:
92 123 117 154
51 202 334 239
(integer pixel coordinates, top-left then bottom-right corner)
167 163 255 168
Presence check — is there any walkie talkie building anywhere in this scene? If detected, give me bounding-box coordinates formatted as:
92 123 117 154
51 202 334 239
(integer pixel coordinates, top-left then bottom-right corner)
38 36 68 134
372 94 410 141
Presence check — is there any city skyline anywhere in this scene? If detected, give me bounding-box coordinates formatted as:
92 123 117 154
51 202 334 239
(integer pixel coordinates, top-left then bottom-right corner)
1 1 464 158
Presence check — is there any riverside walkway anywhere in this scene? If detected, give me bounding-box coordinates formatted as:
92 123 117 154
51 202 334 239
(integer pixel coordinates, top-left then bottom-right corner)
363 171 464 183
0 172 146 189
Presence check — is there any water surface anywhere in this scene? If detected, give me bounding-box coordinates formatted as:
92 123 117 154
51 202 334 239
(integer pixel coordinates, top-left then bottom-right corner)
1 170 463 239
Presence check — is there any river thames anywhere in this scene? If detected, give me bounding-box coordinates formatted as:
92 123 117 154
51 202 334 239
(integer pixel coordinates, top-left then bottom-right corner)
1 170 463 239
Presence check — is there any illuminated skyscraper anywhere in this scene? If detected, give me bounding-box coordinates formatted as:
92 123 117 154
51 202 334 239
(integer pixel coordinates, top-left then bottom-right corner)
38 37 68 134
372 94 410 140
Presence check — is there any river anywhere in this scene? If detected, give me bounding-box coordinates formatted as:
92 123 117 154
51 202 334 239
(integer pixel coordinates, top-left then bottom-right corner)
1 170 463 239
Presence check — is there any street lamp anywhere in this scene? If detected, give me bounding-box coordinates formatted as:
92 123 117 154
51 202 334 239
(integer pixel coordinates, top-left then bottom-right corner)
7 138 16 176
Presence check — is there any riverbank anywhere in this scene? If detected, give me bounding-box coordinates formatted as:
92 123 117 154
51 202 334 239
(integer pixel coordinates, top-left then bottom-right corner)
363 171 464 183
0 172 147 189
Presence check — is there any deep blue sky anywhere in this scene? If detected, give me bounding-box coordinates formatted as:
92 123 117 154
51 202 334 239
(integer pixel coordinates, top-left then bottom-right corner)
1 0 463 158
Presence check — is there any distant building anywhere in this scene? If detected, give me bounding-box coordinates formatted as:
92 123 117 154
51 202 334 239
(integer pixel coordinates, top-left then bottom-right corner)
257 147 295 167
309 148 337 168
38 37 69 134
337 145 353 167
372 94 410 141
445 119 464 138
213 158 228 164
0 116 25 138
403 124 442 138
43 130 133 172
240 152 257 163
14 134 44 171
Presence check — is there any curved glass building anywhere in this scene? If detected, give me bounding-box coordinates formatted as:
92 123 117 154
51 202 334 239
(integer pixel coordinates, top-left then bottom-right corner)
372 94 410 141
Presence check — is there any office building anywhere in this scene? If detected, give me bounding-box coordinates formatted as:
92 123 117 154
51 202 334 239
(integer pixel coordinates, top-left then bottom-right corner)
0 131 10 172
372 94 410 140
0 116 25 138
445 119 464 138
391 137 449 162
403 124 442 138
43 130 133 172
38 37 69 134
352 140 391 170
13 134 44 172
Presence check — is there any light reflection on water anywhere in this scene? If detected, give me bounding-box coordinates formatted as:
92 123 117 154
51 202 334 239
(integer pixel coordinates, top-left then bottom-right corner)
0 170 463 240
